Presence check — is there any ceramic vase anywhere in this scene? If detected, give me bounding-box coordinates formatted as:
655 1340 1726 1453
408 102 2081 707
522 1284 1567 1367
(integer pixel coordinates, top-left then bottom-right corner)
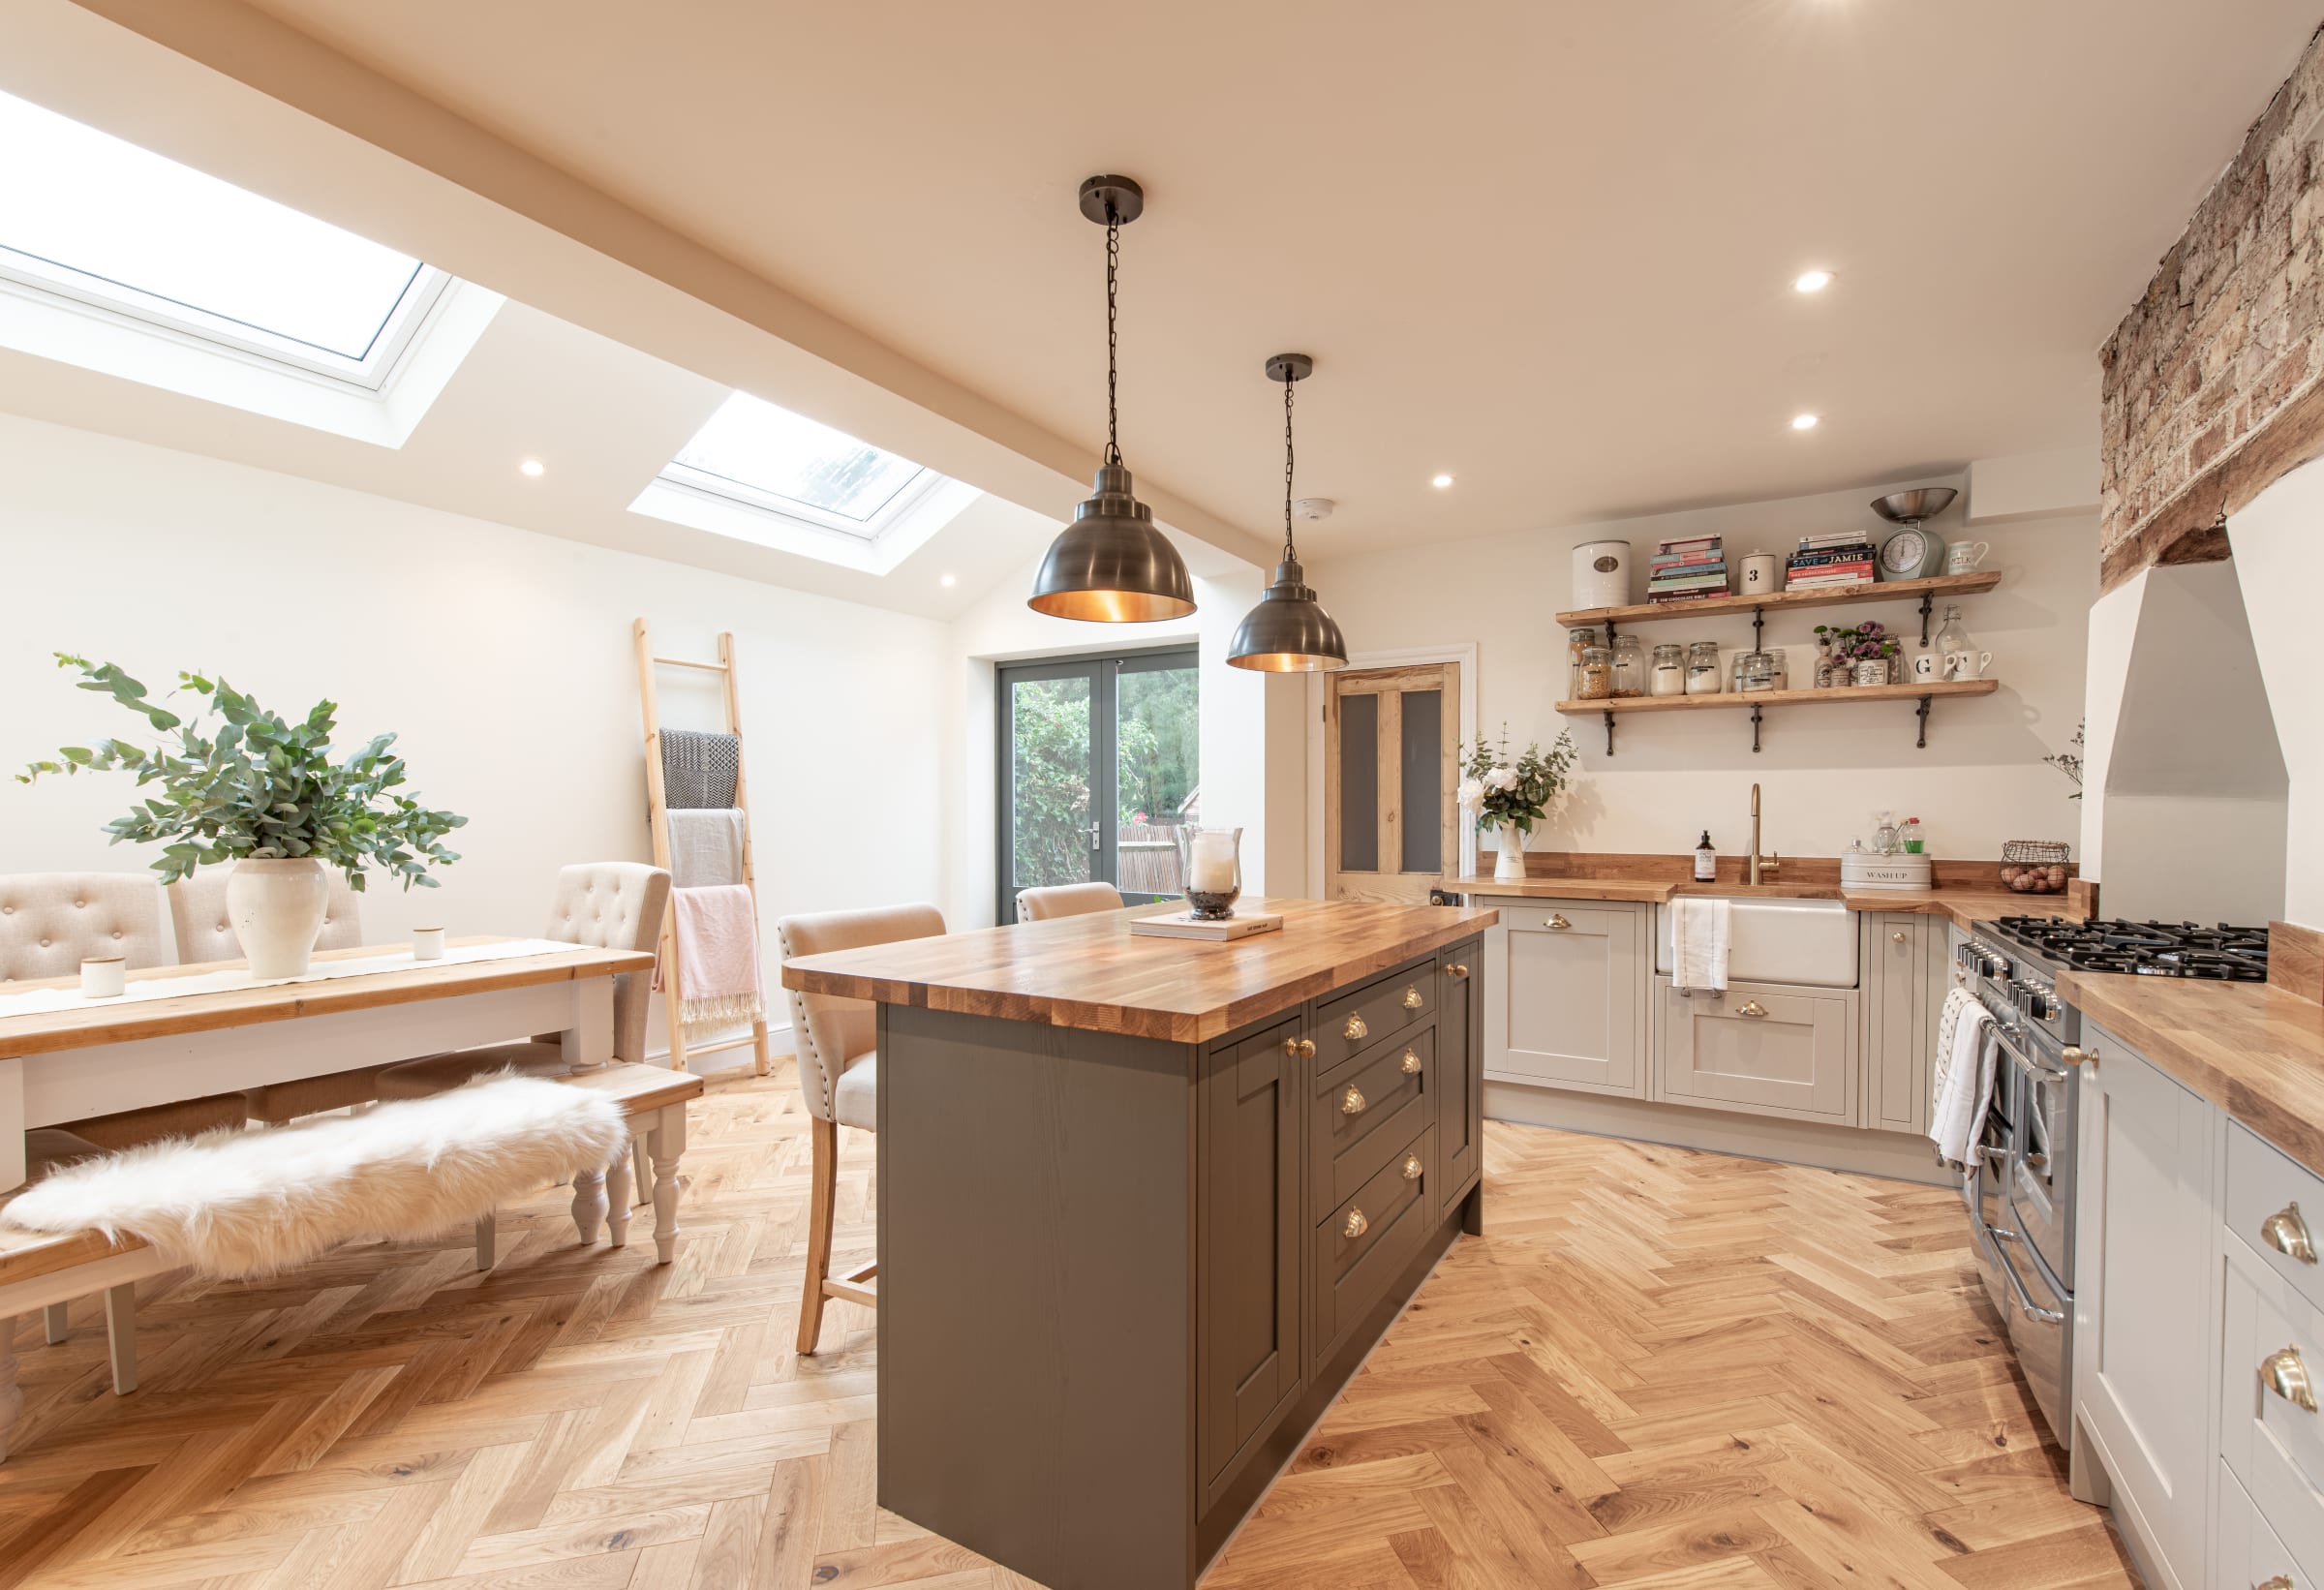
1493 820 1527 882
227 857 331 979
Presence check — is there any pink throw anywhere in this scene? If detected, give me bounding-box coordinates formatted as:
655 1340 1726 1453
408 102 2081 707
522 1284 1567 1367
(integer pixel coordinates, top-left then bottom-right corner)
669 884 766 1039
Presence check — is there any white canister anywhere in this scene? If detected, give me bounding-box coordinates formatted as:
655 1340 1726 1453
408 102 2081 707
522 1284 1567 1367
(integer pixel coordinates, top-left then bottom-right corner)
1740 552 1780 596
1571 540 1633 610
80 957 125 998
412 926 446 962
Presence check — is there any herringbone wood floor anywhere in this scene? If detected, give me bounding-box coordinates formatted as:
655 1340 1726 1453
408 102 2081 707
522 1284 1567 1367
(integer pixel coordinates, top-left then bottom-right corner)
0 1066 2137 1589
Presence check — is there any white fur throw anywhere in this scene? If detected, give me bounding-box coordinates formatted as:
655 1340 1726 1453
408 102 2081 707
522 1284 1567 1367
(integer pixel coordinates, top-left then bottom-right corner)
1 1074 627 1279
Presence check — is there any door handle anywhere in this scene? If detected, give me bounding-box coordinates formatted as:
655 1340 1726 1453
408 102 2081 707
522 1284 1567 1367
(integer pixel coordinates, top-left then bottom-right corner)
1343 1014 1368 1042
1892 931 1909 943
2062 1046 2095 1067
2263 1203 2318 1265
1547 913 1572 930
1401 1154 1423 1180
1401 986 1423 1010
2263 1346 2318 1412
1343 1208 1368 1240
1444 963 1469 980
1400 1048 1422 1075
1340 1085 1367 1116
2253 1577 2293 1590
1089 822 1101 854
1298 1038 1316 1060
1737 999 1768 1018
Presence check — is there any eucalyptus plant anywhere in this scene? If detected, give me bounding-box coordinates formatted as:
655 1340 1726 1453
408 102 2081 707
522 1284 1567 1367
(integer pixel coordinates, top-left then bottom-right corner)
18 654 466 890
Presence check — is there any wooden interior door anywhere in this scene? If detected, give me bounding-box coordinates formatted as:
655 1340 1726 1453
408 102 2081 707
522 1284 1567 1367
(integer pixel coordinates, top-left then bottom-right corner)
1325 663 1458 902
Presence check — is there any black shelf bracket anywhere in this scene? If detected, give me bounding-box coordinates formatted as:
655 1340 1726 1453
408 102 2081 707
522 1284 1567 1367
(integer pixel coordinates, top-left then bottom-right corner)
1918 594 1936 646
1603 619 1618 648
1752 604 1766 647
1602 710 1616 757
1915 693 1933 749
1750 704 1763 753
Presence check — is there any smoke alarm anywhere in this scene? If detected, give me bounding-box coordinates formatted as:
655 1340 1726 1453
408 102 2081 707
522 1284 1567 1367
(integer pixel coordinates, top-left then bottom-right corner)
1293 498 1335 522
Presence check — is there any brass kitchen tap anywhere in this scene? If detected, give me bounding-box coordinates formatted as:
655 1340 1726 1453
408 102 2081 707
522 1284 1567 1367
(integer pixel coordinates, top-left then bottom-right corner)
1748 782 1782 885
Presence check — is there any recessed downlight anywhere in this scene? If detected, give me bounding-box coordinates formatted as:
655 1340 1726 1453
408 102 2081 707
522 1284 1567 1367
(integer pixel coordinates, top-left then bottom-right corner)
940 573 957 587
1791 413 1820 431
1793 269 1833 293
1430 473 1453 489
519 458 545 476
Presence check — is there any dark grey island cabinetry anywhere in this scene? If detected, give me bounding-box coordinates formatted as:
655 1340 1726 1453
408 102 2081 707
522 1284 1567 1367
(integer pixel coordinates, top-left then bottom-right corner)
781 898 1493 1590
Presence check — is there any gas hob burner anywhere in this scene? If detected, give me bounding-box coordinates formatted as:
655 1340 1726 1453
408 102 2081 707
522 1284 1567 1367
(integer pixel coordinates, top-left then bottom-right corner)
1986 915 2271 981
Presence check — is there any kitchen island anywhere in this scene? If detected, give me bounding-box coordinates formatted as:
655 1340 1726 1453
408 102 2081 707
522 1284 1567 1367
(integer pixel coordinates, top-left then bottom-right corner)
780 896 1495 1590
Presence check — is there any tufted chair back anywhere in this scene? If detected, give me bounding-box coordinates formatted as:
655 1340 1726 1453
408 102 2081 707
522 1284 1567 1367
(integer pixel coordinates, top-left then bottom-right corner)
0 872 173 983
545 863 671 1065
1015 881 1125 922
168 864 366 965
777 903 946 1123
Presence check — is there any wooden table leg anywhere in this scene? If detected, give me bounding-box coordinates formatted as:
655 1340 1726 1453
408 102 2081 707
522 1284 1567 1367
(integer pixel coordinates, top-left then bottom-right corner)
104 1285 137 1395
606 1150 633 1248
0 1316 21 1464
0 1056 24 1195
650 1104 687 1265
560 977 615 1074
570 1169 608 1245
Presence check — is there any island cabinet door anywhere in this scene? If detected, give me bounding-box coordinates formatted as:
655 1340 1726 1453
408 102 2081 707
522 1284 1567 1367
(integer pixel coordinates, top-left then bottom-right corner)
1436 938 1483 1208
1485 901 1647 1096
1198 1014 1305 1494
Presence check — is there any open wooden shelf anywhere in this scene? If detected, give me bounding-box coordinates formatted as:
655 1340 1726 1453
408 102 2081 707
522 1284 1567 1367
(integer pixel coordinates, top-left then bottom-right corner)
1555 678 2000 755
1554 569 2002 630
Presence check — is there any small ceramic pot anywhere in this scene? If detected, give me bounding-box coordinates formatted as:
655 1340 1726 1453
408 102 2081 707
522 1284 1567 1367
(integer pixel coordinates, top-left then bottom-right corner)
412 927 446 962
227 858 330 979
80 957 125 998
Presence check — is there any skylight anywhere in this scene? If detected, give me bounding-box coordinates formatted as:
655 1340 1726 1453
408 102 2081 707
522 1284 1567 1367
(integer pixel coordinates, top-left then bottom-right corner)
0 90 445 384
666 392 929 525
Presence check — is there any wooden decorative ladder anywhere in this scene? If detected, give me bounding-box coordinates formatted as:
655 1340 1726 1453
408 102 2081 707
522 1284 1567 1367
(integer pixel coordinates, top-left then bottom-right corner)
632 619 773 1076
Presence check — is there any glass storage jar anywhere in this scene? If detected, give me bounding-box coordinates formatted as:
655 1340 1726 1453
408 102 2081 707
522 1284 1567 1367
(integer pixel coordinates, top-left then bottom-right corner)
1648 643 1687 697
1567 627 1599 698
1736 650 1780 693
1685 640 1723 695
1575 645 1614 700
1611 633 1646 698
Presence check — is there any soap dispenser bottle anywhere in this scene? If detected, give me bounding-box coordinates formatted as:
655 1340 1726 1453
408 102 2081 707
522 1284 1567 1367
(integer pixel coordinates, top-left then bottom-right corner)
1694 831 1717 882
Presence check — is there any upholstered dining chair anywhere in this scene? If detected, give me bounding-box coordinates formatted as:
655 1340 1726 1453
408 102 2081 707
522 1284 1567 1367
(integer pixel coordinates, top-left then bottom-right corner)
167 865 376 1125
776 902 947 1354
374 862 670 1268
1014 881 1125 921
0 872 247 1148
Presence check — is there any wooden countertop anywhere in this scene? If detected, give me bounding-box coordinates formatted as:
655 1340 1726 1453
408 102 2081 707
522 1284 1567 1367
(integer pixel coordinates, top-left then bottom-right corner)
2061 972 2324 1177
1447 876 2084 932
780 897 1498 1044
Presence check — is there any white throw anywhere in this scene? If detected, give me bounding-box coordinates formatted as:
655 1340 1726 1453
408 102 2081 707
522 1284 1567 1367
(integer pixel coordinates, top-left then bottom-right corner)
1930 995 1999 1167
0 1074 627 1279
1669 897 1731 993
667 809 747 889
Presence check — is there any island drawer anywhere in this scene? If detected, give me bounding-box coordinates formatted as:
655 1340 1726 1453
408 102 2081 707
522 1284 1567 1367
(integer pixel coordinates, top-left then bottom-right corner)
1316 957 1436 1063
2229 1121 2324 1322
1312 1026 1434 1212
1313 1126 1434 1370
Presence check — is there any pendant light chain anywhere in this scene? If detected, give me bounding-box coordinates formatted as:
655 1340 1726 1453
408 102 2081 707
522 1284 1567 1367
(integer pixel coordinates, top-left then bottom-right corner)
1282 371 1299 563
1104 207 1123 467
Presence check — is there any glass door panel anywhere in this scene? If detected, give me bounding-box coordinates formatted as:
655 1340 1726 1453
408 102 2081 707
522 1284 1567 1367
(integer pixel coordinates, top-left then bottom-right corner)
1116 656 1200 902
1398 688 1444 874
1006 672 1094 904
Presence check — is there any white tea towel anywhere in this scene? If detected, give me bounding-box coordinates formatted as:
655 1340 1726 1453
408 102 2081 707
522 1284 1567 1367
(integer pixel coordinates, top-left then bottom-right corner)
1930 997 1998 1167
668 808 747 889
1930 987 1971 1112
1669 897 1731 993
666 884 766 1040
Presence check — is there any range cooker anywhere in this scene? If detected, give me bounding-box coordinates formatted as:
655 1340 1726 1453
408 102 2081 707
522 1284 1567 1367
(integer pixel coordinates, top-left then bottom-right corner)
1954 916 2271 1449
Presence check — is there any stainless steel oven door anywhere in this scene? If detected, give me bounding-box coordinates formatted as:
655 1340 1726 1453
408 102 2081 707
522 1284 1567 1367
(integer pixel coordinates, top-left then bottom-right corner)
2000 1026 2075 1290
1988 1220 2071 1447
1962 1070 2015 1323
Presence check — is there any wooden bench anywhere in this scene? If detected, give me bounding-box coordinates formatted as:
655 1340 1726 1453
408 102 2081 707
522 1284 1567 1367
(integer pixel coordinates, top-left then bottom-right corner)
0 1062 703 1464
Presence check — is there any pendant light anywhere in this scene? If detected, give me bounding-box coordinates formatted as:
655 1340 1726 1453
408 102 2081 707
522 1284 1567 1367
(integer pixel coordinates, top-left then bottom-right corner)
1028 175 1196 623
1227 353 1347 671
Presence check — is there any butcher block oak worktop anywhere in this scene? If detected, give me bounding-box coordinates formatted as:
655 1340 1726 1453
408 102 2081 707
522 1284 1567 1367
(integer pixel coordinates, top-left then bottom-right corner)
780 895 1498 1043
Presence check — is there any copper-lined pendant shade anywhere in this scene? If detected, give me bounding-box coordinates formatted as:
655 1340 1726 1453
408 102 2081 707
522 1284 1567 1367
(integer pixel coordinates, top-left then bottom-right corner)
1029 175 1194 624
1228 352 1346 671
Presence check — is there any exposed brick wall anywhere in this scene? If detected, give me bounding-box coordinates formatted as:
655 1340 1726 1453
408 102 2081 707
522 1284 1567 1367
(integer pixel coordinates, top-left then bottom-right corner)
2100 23 2324 587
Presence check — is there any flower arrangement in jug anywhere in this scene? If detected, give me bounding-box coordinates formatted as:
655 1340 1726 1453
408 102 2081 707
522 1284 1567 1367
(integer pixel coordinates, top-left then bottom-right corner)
1457 727 1576 838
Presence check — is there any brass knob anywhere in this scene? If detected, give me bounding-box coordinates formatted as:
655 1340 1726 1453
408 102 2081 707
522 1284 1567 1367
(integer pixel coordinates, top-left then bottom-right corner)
1445 963 1469 980
1344 1014 1368 1042
1281 1037 1300 1059
1892 931 1909 943
1401 1154 1423 1180
1401 986 1423 1010
1548 913 1572 930
2264 1203 2319 1265
1737 999 1768 1018
2063 1046 2095 1067
1341 1085 1366 1116
1401 1048 1422 1075
1344 1208 1368 1240
2262 1346 2317 1412
1298 1038 1316 1060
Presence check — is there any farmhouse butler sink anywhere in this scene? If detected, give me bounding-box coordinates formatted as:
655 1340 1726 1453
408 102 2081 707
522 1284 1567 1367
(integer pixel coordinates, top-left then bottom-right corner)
1654 896 1858 988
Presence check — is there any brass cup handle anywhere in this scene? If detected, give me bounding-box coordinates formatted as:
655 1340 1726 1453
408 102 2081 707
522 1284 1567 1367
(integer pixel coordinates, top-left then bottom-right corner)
1401 986 1423 1010
1344 1014 1368 1042
1341 1085 1367 1116
1445 963 1470 980
2063 1045 2095 1067
1401 1048 1422 1075
1282 1036 1318 1061
1737 999 1768 1018
1344 1208 1368 1240
2255 1577 2294 1590
2262 1346 2317 1412
1548 913 1572 930
1892 931 1909 943
1402 1154 1423 1180
2265 1203 2319 1265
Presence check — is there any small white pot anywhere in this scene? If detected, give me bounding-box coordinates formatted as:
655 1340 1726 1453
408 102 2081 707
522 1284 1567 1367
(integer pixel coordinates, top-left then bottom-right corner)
1493 821 1527 882
227 858 331 979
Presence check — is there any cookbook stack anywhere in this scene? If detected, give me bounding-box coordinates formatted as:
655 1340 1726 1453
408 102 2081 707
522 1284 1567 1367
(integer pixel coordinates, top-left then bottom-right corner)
1785 530 1876 591
1645 535 1728 603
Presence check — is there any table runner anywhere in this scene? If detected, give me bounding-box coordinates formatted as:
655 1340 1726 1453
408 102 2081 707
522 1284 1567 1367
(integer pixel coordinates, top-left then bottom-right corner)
0 938 576 1021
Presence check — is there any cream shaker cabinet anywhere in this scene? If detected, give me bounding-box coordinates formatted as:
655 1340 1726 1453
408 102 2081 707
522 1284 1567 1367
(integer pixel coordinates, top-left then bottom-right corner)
1653 979 1856 1124
1482 899 1648 1097
1864 912 1936 1134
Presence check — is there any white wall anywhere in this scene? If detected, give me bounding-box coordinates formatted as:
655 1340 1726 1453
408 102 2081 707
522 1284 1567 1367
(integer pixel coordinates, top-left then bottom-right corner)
1301 474 2094 869
0 413 954 1058
2230 459 2324 928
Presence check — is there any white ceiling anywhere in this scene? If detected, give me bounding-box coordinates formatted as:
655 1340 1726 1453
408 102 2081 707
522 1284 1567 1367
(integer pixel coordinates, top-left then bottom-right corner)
8 0 2318 585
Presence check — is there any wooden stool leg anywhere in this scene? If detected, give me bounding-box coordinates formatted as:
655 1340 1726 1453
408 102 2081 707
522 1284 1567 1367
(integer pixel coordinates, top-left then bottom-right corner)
474 1213 498 1271
43 1303 66 1345
631 1137 653 1207
571 1170 608 1245
650 1106 687 1266
606 1151 633 1248
103 1285 137 1395
0 1317 20 1464
796 1116 839 1354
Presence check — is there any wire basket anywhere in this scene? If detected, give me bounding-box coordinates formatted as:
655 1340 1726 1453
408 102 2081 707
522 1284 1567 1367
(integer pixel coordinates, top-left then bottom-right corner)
2000 839 2071 895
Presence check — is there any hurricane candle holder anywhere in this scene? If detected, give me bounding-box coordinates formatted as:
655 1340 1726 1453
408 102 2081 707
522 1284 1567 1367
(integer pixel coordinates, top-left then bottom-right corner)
1177 826 1243 920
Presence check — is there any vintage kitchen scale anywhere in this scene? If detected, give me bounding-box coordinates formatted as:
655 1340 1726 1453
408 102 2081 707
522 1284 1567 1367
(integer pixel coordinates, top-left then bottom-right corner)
1871 487 1958 581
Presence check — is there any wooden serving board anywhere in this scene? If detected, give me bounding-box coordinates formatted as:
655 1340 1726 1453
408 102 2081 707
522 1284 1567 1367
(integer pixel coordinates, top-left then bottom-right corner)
1129 910 1285 942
